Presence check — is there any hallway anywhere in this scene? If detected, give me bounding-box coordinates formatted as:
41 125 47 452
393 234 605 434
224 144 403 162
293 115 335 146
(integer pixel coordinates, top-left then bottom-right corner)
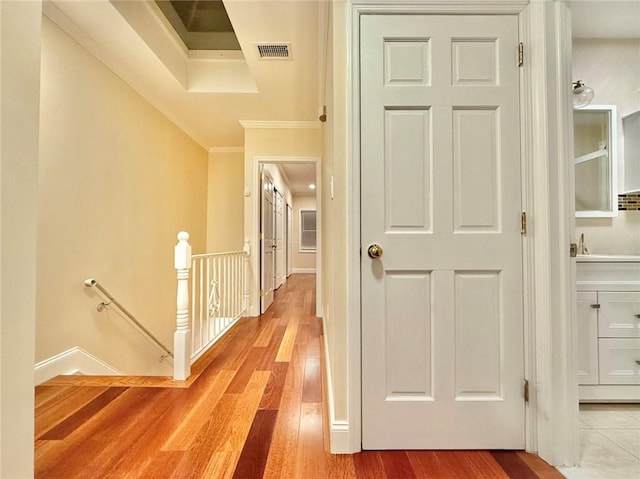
35 274 562 478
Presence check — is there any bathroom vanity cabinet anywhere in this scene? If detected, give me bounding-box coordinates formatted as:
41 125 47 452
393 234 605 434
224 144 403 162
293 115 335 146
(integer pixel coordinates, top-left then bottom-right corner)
577 256 640 402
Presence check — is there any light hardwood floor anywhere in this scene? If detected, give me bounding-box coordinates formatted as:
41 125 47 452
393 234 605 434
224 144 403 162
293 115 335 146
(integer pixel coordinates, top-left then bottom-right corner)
35 274 563 478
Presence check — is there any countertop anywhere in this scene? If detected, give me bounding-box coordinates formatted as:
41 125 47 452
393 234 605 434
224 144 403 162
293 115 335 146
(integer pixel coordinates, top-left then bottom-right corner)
577 254 640 263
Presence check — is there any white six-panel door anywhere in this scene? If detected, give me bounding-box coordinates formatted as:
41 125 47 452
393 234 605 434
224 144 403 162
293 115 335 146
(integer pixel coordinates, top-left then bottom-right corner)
261 171 275 314
287 203 293 277
275 189 286 288
361 14 525 449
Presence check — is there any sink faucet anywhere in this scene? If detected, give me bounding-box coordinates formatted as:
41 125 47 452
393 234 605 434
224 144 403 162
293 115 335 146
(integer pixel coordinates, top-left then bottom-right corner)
577 233 589 255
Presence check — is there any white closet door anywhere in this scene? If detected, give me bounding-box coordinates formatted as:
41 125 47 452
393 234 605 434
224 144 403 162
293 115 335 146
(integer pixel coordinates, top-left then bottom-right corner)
361 14 525 449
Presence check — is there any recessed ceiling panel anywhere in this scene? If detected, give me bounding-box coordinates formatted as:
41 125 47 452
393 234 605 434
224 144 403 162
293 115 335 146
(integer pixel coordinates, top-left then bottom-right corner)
156 0 240 50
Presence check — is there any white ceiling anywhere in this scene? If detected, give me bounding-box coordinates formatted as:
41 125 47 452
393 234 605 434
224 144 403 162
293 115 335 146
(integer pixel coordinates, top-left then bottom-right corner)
45 0 638 193
278 163 317 196
38 0 640 148
44 0 327 148
570 0 640 38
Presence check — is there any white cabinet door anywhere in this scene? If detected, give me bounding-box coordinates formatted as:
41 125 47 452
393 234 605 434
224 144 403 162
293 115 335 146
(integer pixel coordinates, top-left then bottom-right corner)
577 292 599 385
599 338 640 384
598 292 640 338
361 14 524 449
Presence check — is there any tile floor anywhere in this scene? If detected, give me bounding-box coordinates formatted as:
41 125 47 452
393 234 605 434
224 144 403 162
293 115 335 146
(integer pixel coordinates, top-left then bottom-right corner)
558 404 640 479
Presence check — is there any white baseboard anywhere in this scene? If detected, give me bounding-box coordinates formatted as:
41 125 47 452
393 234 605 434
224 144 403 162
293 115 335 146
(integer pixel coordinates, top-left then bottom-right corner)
35 347 122 385
330 420 352 453
292 268 316 274
322 315 354 454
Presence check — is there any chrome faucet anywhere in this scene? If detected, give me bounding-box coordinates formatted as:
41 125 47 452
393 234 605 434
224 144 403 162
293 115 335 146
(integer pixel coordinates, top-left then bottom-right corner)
577 233 589 255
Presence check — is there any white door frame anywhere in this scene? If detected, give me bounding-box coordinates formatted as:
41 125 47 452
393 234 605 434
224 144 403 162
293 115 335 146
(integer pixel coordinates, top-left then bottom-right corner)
346 0 577 466
249 156 323 318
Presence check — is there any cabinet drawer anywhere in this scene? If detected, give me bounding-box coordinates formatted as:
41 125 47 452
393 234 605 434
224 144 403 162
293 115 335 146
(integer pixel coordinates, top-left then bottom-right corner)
598 338 640 384
598 292 640 338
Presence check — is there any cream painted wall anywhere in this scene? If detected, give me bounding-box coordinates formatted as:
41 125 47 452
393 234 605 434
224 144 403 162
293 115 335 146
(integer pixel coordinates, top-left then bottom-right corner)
243 127 322 317
207 150 244 253
322 0 350 429
573 39 640 254
292 195 317 271
0 2 41 475
37 18 208 375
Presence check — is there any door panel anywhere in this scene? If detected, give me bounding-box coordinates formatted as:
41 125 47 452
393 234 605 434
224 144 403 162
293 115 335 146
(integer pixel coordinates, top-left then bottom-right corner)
453 108 499 231
286 204 293 277
261 171 275 313
361 14 524 449
384 109 432 232
275 189 285 289
384 271 433 399
454 271 502 399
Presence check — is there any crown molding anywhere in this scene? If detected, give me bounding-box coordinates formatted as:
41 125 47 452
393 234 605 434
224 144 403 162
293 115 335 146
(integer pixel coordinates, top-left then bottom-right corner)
238 120 322 130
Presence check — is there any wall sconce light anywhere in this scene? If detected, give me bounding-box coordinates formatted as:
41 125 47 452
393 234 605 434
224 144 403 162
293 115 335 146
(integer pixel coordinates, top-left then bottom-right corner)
572 80 594 108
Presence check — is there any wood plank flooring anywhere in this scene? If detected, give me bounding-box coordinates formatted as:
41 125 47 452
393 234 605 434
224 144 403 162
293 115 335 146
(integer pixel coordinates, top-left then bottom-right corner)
35 274 563 478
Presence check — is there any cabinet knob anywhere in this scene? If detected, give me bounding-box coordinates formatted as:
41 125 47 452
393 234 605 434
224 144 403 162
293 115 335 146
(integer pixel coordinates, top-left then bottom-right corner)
591 304 601 309
635 313 640 318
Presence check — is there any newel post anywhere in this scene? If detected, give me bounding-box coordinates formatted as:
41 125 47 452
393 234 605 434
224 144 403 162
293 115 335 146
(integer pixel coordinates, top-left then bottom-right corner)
174 231 192 380
243 239 251 314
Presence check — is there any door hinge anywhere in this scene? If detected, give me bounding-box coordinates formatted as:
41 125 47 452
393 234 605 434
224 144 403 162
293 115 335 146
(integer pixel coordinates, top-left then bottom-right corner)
260 232 264 240
521 212 527 235
524 379 530 402
518 42 524 67
260 289 265 297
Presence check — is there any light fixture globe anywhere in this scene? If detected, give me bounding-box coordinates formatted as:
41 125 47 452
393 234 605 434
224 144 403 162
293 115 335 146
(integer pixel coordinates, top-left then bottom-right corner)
572 80 594 108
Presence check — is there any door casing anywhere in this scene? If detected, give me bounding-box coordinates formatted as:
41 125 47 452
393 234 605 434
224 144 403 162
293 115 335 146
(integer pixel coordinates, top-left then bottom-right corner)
249 156 323 319
343 0 577 466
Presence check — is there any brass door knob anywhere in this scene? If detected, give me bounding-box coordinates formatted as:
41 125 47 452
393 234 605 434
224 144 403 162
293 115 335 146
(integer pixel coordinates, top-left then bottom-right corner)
367 244 383 259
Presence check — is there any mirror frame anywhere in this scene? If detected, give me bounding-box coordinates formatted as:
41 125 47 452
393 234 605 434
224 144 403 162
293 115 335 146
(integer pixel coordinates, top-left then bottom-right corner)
574 104 618 218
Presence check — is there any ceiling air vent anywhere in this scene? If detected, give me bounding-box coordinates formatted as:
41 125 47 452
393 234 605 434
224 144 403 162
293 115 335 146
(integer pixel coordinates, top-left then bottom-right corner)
256 43 291 60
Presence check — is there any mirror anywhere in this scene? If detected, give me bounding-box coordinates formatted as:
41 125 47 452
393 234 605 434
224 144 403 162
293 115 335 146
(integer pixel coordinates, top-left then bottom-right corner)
574 105 618 217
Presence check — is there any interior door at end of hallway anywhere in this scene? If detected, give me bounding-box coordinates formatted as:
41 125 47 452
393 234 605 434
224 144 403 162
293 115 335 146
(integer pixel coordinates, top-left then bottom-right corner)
261 173 275 314
286 204 293 277
275 189 286 289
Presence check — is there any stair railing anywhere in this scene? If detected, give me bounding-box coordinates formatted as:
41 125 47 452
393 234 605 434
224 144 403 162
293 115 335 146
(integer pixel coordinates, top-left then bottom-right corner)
84 278 173 362
173 231 250 380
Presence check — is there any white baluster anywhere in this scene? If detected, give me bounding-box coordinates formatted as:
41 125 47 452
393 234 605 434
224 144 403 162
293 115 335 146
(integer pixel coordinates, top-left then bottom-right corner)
243 239 251 315
174 231 192 380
